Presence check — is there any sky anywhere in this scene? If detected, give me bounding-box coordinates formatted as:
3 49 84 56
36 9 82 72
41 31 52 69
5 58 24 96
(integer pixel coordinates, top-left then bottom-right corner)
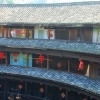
46 0 100 3
12 0 100 4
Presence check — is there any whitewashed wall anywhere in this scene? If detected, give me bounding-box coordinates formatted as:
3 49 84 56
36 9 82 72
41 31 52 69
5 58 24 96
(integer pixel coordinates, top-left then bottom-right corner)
34 26 55 39
93 27 100 43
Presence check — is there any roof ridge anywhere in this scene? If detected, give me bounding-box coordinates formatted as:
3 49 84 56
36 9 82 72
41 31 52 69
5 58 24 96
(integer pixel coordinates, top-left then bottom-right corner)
0 1 100 7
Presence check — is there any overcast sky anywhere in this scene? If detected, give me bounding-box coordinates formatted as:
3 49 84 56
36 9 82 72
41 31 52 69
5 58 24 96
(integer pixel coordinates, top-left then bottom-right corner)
12 0 100 4
46 0 100 3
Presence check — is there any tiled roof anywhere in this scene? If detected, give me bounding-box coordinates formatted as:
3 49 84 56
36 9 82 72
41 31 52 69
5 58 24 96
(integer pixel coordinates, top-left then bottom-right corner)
0 38 100 55
0 1 100 25
0 65 100 96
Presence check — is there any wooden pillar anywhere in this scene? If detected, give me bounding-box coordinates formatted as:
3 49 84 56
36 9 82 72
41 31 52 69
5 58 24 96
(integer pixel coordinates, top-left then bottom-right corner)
45 85 47 99
47 55 49 70
69 30 70 41
6 28 8 38
2 28 4 37
25 81 27 100
26 53 29 68
5 52 8 66
48 29 50 40
66 90 68 100
27 28 29 39
4 80 7 100
68 59 70 73
86 96 88 100
9 28 11 37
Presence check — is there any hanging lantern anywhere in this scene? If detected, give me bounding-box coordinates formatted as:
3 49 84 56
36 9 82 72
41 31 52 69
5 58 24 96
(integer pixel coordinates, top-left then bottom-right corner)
38 55 44 62
39 87 44 93
0 52 4 60
61 92 66 98
22 29 26 34
78 60 84 70
18 84 23 89
57 62 62 68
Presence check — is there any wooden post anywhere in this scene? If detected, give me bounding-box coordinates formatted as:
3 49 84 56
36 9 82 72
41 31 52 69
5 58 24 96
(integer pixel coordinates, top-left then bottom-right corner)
2 28 4 37
6 28 8 38
26 53 29 68
25 81 27 100
27 28 29 39
86 96 88 100
47 55 49 70
68 59 70 73
48 29 50 40
69 30 70 41
66 90 68 100
9 28 11 37
45 85 47 99
5 52 8 66
4 79 7 100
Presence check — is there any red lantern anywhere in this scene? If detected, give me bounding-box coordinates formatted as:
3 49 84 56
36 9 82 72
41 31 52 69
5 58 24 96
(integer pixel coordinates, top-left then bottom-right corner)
78 60 84 70
39 55 44 62
22 29 26 34
0 52 4 59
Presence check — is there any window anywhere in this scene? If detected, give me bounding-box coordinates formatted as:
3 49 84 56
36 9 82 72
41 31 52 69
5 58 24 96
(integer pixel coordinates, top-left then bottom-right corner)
55 29 69 40
38 30 44 39
77 29 85 41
